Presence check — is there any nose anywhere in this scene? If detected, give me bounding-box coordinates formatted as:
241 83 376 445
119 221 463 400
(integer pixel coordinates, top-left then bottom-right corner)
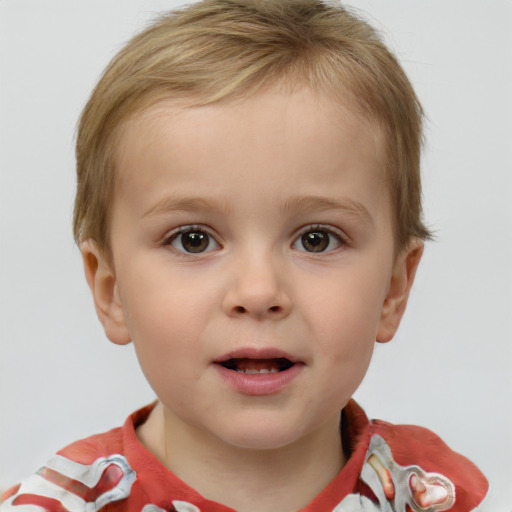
222 250 292 320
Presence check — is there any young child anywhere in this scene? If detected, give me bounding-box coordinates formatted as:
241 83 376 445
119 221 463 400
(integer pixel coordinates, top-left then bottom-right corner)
1 1 489 511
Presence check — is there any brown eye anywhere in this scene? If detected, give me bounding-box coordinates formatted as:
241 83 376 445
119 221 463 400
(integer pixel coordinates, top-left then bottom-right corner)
170 228 219 254
293 227 343 253
301 231 329 252
181 232 208 253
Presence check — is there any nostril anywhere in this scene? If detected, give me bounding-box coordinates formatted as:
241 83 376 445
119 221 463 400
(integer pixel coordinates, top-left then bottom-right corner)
234 306 246 314
269 305 280 312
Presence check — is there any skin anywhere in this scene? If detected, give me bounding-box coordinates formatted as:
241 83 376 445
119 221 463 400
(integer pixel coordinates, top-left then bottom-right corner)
82 87 423 512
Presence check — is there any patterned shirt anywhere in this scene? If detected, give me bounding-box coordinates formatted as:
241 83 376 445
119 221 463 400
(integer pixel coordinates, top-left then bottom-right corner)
0 400 488 512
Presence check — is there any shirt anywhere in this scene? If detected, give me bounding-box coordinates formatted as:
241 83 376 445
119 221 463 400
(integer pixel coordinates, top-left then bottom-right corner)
0 400 488 512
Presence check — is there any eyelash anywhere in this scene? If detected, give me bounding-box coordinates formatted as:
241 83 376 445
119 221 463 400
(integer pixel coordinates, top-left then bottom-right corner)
162 224 346 255
292 224 346 253
163 225 220 254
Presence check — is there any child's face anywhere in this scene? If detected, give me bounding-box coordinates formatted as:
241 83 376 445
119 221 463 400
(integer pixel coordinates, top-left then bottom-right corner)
86 88 420 451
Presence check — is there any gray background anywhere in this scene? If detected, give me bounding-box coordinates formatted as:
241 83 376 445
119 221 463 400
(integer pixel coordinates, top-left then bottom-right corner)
1 0 511 509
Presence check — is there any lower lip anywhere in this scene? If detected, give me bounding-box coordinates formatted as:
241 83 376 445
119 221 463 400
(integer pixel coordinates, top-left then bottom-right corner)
214 363 304 396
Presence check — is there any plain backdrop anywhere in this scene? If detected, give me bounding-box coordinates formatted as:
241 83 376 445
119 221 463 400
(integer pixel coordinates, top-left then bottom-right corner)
0 0 511 509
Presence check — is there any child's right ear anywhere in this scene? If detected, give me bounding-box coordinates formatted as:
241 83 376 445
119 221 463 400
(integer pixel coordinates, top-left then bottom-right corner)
80 240 131 346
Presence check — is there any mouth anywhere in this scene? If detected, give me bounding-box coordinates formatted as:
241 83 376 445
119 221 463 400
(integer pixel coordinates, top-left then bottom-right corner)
213 349 304 395
217 357 295 374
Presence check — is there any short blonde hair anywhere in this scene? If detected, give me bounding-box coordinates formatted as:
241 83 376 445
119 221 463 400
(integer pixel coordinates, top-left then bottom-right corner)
74 0 432 252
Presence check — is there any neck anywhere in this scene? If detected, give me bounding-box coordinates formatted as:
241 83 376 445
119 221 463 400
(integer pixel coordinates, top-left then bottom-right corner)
138 403 345 512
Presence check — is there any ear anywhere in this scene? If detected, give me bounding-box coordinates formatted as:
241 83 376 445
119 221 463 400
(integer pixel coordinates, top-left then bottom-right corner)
81 239 131 345
376 239 424 343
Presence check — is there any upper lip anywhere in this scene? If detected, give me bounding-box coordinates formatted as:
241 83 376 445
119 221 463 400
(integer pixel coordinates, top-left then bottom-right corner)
214 347 301 364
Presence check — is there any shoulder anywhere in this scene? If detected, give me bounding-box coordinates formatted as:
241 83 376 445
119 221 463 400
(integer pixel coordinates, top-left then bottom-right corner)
369 418 486 482
56 424 126 464
363 417 488 511
0 427 132 511
0 404 156 512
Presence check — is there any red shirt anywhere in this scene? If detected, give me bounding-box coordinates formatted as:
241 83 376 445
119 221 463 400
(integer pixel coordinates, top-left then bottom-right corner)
1 400 488 512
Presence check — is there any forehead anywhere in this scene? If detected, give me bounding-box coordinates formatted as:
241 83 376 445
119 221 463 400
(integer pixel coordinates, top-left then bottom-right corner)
114 87 387 193
113 88 390 228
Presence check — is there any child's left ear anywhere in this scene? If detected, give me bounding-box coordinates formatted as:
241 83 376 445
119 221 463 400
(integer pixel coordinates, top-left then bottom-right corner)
376 239 424 343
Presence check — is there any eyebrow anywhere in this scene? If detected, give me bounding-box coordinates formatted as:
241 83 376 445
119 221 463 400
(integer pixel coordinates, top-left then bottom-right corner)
281 195 374 225
142 195 234 219
142 194 373 225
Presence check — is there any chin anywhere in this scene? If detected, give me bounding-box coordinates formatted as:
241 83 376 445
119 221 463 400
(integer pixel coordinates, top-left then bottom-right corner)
222 431 300 451
211 416 311 452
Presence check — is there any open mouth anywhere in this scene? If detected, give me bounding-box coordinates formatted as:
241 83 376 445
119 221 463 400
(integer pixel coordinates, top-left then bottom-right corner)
217 357 295 375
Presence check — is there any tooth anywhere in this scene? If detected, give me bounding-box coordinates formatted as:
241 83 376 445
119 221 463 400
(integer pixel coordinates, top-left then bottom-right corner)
235 368 276 374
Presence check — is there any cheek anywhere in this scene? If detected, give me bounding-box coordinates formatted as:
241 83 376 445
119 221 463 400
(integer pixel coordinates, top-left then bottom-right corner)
123 284 210 400
117 268 218 361
305 271 388 347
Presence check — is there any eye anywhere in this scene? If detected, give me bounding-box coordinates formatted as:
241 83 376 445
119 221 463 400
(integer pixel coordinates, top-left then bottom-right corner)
166 227 220 254
292 227 343 253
